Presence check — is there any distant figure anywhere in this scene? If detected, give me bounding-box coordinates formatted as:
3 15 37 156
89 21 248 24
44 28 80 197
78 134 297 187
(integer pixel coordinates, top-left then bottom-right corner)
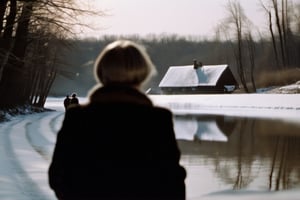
63 95 71 110
48 40 186 200
69 92 79 106
193 59 202 69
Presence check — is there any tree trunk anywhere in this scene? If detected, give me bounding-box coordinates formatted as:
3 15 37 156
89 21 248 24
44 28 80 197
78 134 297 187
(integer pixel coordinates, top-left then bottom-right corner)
273 0 286 67
247 33 257 92
0 0 17 83
268 11 280 68
0 0 8 34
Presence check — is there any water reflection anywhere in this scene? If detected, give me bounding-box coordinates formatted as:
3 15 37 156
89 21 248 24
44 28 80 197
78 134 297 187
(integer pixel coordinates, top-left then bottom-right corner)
174 115 300 195
174 115 237 142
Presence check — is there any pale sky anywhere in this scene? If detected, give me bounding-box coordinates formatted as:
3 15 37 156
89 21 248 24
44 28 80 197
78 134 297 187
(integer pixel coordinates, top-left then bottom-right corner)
75 0 297 39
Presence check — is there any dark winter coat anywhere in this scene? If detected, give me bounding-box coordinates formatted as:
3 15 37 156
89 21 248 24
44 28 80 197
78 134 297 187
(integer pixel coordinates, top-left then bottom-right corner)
48 85 186 200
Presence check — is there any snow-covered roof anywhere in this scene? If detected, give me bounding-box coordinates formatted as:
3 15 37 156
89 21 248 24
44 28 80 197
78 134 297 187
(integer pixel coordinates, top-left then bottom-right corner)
159 64 228 87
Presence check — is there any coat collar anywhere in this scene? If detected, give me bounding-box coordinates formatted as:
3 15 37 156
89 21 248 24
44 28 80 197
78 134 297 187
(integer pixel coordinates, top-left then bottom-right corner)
88 85 153 106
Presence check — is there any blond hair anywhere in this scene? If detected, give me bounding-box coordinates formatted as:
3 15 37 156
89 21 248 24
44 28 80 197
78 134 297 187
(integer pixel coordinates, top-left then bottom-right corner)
94 40 156 88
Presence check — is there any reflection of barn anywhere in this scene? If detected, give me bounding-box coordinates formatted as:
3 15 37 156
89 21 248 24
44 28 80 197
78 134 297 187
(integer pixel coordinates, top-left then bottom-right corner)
174 115 237 142
159 63 239 94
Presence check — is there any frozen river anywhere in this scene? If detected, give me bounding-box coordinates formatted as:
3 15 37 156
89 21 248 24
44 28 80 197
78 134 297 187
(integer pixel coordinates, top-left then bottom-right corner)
0 94 300 200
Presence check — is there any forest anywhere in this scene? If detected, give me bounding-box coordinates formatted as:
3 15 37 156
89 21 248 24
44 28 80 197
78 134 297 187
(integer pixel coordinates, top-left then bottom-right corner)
50 35 300 96
0 0 300 109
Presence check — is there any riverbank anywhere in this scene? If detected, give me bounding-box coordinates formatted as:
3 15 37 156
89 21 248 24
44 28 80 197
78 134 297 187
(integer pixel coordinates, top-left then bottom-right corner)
1 81 299 123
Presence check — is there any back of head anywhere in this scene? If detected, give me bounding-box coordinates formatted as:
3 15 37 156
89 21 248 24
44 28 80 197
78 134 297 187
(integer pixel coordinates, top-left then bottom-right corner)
94 40 156 88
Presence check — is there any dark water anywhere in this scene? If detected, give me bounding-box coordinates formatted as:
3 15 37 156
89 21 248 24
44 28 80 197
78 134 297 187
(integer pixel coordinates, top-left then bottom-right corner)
174 114 300 197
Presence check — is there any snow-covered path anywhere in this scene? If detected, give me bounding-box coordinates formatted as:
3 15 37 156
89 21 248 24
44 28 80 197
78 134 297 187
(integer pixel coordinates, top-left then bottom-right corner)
0 111 64 200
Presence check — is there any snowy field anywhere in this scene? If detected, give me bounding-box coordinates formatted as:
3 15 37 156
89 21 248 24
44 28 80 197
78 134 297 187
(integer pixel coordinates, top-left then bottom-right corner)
0 93 299 200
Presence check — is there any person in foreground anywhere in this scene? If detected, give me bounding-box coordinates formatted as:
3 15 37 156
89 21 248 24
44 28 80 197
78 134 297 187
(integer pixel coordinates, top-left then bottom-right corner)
48 39 186 200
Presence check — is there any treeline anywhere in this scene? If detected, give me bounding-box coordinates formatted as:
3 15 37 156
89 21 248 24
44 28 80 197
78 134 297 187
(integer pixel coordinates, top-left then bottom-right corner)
1 0 300 109
50 31 300 96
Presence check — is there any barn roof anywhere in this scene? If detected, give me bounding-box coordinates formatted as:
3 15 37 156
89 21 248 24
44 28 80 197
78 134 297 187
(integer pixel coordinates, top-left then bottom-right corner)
159 64 229 87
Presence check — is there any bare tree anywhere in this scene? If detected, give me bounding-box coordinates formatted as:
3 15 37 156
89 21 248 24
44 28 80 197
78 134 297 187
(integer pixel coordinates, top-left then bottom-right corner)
260 0 300 71
0 0 105 108
272 0 287 67
261 1 281 67
245 33 257 92
221 0 250 92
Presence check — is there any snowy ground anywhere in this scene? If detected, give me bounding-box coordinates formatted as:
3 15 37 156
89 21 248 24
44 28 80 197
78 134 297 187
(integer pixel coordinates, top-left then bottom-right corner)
0 90 300 199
